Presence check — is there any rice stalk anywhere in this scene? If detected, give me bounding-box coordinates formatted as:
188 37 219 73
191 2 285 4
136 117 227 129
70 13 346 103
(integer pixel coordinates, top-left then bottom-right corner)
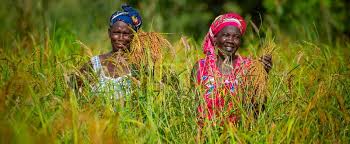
129 30 171 68
245 39 276 115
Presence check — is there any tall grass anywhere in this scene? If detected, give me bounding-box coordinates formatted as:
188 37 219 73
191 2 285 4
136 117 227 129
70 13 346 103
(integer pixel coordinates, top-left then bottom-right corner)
1 24 349 143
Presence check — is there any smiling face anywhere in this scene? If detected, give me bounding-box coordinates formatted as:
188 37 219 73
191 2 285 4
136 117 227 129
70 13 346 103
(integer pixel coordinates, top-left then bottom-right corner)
108 21 134 53
214 26 241 57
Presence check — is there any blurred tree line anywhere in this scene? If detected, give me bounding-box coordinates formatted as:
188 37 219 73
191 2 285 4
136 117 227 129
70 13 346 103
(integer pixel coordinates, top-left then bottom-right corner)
0 0 349 49
132 0 350 43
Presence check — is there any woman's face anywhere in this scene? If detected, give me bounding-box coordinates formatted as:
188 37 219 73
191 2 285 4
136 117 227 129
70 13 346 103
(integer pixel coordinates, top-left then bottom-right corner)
214 26 241 56
109 21 134 52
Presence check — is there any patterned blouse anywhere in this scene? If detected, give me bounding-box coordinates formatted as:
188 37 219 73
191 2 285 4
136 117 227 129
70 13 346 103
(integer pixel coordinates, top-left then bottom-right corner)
90 56 131 99
195 55 251 124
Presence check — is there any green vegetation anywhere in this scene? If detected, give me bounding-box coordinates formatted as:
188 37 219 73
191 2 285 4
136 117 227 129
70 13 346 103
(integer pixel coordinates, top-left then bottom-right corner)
1 0 349 143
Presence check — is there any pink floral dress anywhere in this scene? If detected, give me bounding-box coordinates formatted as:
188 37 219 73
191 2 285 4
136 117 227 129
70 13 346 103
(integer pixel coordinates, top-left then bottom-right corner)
195 55 251 125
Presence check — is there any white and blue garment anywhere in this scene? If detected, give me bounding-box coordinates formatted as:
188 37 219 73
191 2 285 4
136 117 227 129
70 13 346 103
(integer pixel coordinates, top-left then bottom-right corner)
90 56 131 99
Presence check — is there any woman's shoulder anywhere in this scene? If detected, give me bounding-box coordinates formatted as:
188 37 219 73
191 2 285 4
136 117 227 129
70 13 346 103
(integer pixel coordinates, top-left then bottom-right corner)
81 54 106 74
197 58 207 67
238 55 252 65
95 53 109 61
238 54 251 60
90 53 114 67
191 58 206 73
191 58 205 86
190 58 207 74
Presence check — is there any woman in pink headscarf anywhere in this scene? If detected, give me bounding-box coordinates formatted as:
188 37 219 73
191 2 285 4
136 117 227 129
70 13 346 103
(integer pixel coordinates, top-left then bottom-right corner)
190 13 272 127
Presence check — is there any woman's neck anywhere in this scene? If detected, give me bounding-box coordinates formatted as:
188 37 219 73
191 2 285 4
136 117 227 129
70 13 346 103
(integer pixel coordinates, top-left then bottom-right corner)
216 54 238 75
99 51 130 78
217 52 237 63
108 50 128 59
111 46 131 54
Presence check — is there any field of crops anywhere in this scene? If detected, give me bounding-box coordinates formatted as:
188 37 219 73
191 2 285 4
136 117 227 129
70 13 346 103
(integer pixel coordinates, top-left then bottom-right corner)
1 0 349 143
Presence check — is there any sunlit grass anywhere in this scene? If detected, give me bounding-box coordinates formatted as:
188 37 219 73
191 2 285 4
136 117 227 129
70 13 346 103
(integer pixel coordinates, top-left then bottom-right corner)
0 23 349 144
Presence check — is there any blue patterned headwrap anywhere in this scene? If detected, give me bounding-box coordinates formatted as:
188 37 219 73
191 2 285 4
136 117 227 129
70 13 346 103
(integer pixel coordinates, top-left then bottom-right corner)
109 4 142 31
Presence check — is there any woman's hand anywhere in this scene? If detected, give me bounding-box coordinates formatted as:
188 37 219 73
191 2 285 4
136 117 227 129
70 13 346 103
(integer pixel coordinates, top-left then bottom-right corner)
260 54 272 73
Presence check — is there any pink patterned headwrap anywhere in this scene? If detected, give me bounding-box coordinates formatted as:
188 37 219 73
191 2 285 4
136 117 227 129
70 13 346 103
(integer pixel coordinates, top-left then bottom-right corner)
203 13 247 55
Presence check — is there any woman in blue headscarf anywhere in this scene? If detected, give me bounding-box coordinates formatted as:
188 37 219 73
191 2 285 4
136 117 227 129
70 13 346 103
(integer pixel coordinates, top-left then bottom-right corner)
77 4 143 99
